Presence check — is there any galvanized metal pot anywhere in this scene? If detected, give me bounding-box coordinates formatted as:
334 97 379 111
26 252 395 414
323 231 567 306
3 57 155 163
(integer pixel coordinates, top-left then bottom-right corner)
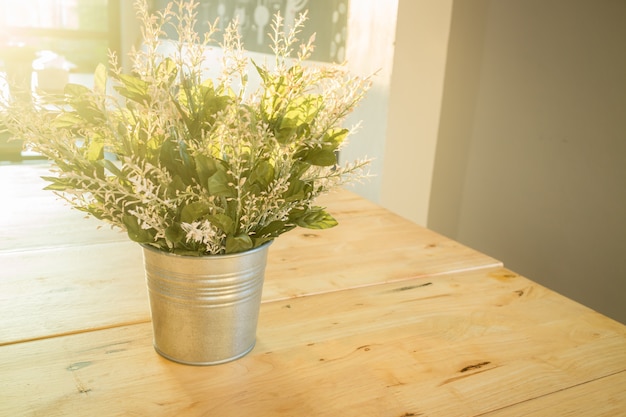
141 242 271 365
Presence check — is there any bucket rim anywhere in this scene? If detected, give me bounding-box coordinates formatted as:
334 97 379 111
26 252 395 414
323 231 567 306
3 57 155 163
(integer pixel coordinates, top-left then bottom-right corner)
140 240 273 260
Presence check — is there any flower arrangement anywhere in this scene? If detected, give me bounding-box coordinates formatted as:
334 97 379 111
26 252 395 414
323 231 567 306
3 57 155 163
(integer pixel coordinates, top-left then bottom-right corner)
1 0 371 255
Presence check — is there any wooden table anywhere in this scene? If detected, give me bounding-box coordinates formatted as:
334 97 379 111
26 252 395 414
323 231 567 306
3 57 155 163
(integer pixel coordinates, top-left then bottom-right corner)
1 161 625 416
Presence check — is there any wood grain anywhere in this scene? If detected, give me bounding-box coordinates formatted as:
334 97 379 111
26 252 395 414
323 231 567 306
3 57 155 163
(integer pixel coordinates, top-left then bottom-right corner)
481 370 626 417
4 163 622 415
0 162 127 251
1 267 625 416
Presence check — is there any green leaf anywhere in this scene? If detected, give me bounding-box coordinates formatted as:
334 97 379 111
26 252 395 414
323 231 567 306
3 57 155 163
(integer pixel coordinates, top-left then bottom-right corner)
252 61 268 82
114 74 150 104
178 139 192 169
282 95 322 127
251 236 274 248
159 137 194 185
52 112 85 129
122 214 154 243
207 213 235 235
249 160 274 188
304 211 338 229
293 130 343 166
291 207 338 229
77 105 105 124
157 57 178 83
64 83 91 98
166 174 187 198
158 138 177 170
180 201 211 223
100 159 123 178
165 223 186 245
225 234 253 253
196 83 231 128
290 161 310 179
255 64 289 122
194 154 218 189
41 176 69 191
273 95 322 143
301 147 337 166
62 84 105 124
87 141 104 161
323 128 349 151
207 169 235 197
93 63 107 94
257 220 287 237
283 178 306 202
275 125 296 143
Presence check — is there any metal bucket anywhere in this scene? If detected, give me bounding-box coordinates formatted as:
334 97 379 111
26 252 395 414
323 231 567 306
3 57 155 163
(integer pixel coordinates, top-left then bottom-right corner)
141 242 271 365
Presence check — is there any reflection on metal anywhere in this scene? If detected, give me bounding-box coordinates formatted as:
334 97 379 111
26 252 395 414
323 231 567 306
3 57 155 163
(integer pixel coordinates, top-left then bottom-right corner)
142 242 271 365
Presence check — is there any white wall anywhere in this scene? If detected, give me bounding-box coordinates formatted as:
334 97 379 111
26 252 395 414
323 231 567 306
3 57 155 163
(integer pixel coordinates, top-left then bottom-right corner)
378 0 453 226
429 0 626 323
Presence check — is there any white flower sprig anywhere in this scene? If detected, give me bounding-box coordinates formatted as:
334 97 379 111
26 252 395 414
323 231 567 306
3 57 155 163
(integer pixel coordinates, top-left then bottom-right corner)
1 0 372 255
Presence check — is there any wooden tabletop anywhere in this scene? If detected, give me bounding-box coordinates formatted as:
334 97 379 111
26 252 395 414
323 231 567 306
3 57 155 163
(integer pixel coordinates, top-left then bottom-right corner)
0 162 501 346
1 161 625 416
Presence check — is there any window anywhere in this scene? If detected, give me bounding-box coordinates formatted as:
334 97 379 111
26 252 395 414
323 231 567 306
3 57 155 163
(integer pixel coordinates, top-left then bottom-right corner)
152 0 349 63
0 0 120 73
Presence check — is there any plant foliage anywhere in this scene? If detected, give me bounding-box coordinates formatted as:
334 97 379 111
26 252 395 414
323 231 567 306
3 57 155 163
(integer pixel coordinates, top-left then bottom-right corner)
1 0 371 255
